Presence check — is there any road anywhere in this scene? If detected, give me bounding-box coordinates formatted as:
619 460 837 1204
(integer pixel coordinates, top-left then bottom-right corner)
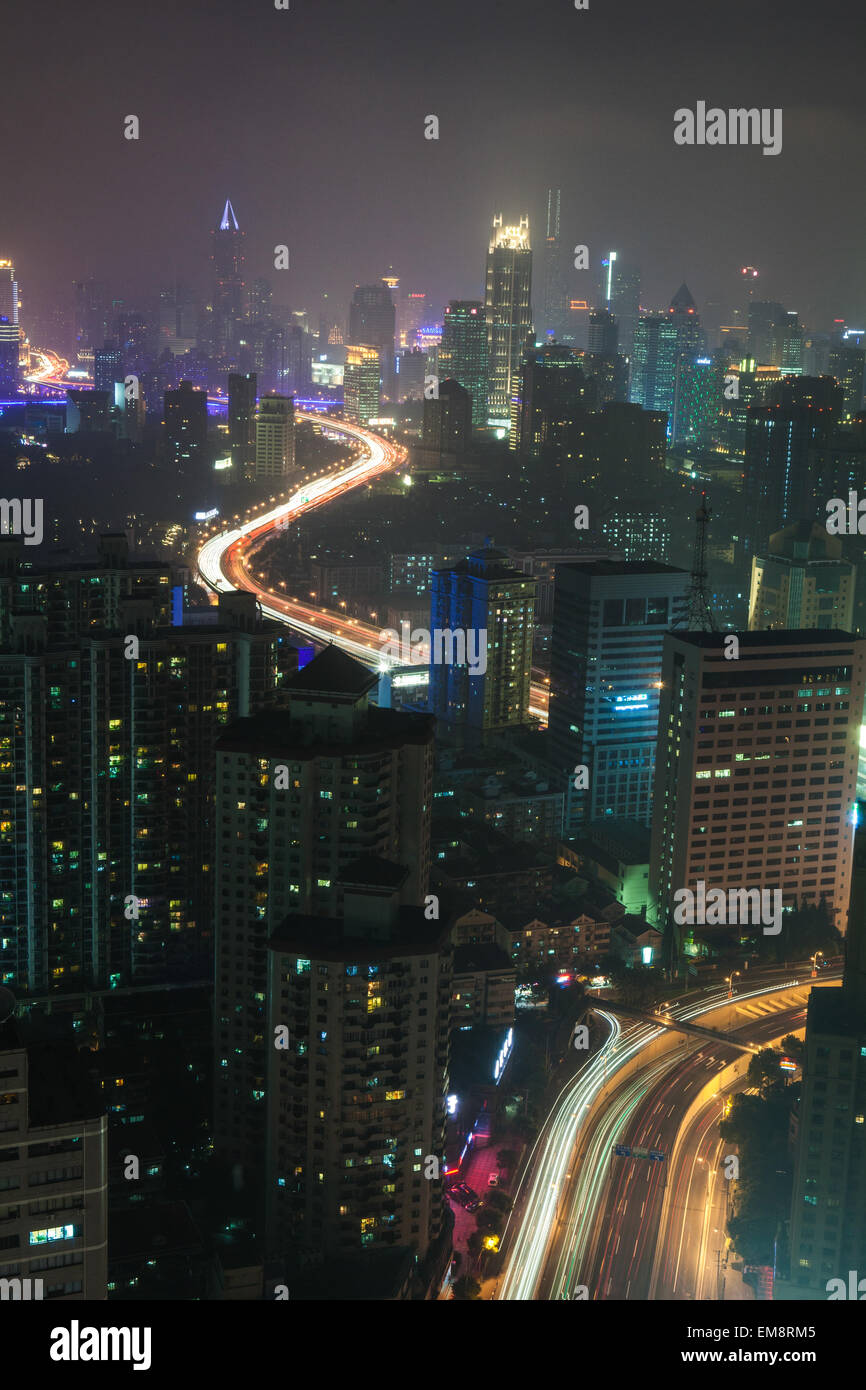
496 969 836 1301
196 412 551 719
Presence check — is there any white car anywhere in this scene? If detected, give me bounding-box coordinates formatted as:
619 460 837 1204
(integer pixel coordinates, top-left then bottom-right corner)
487 1172 500 1188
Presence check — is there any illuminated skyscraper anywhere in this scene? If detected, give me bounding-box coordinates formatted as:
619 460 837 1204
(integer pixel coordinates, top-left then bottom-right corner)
549 561 688 836
211 198 246 356
400 291 427 349
601 252 641 357
348 284 395 358
344 344 381 425
164 379 207 473
828 343 866 419
485 215 533 425
0 259 19 396
429 548 536 732
438 300 488 428
255 393 295 478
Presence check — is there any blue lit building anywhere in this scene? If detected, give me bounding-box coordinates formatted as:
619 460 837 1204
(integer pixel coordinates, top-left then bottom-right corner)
548 560 689 835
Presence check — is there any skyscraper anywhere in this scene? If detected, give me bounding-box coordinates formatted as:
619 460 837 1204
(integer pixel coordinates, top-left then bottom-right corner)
743 376 843 555
542 188 567 340
748 523 856 631
601 252 641 357
344 344 381 425
422 378 472 456
649 629 865 968
510 343 594 455
429 548 536 732
485 215 533 425
229 371 257 480
548 561 689 836
348 285 396 359
400 292 427 350
0 262 18 396
255 393 295 478
828 343 866 419
213 648 442 1266
211 199 246 357
781 808 866 1298
437 301 488 428
630 313 680 425
164 380 208 473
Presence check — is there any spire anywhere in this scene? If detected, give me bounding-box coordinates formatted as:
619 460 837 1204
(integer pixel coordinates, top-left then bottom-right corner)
670 283 696 313
219 199 239 232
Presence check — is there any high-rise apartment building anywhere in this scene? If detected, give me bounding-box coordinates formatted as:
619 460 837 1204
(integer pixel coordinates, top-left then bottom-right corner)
485 215 532 425
649 630 865 966
0 546 297 994
344 345 381 426
748 523 856 632
548 561 689 836
255 392 295 478
828 343 866 420
213 647 436 1207
429 548 536 732
437 301 488 428
0 1009 108 1300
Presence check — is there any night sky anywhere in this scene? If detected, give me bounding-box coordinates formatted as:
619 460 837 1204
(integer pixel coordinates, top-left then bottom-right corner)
3 0 864 331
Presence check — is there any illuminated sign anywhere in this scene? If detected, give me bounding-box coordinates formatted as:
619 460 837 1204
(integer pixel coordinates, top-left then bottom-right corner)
493 1027 514 1084
194 508 219 521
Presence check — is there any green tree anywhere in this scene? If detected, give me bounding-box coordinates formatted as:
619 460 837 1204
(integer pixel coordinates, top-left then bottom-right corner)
452 1276 482 1300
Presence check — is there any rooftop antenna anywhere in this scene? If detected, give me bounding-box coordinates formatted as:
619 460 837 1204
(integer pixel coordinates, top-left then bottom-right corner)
686 500 717 632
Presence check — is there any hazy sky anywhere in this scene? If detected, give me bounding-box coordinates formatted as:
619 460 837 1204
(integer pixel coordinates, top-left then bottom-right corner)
3 0 864 335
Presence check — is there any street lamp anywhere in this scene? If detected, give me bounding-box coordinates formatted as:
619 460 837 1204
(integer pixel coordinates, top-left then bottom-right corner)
726 970 740 999
811 950 823 979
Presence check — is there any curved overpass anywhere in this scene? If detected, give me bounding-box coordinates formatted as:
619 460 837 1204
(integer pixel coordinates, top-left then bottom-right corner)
197 412 550 720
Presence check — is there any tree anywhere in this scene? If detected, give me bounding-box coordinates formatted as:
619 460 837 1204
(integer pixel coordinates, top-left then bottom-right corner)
452 1276 481 1300
496 1149 518 1170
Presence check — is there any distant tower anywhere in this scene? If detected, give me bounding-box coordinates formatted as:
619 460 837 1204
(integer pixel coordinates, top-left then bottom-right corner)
211 199 246 356
686 503 716 632
485 214 533 425
542 188 566 339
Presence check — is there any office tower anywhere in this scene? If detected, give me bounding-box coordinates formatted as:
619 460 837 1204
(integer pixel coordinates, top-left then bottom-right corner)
164 379 207 472
211 199 246 356
429 548 536 732
422 378 472 455
630 313 680 427
672 357 723 444
344 344 381 425
649 630 865 966
249 277 272 325
72 278 107 354
782 811 866 1298
588 308 618 355
255 393 295 478
485 214 533 425
93 342 124 395
0 317 17 396
542 188 567 339
601 252 641 357
348 284 395 360
0 1009 108 1300
548 561 689 836
749 523 856 632
510 343 594 455
400 292 427 350
438 301 488 428
65 388 112 434
0 553 297 994
743 376 843 554
213 648 436 1194
777 310 804 375
600 508 672 563
393 346 426 401
747 301 786 364
228 372 257 479
0 260 17 328
828 343 866 420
